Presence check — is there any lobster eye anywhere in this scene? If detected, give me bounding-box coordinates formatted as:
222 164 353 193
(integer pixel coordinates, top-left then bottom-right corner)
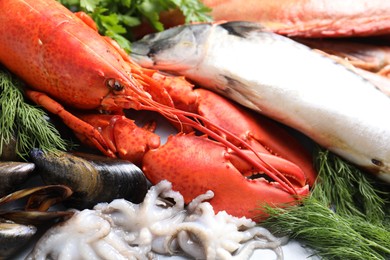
106 78 124 91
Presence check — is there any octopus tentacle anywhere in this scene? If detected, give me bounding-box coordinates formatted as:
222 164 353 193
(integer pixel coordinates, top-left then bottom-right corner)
27 181 284 259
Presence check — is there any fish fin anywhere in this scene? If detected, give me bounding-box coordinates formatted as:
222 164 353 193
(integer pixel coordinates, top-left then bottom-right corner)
221 75 262 112
219 21 267 38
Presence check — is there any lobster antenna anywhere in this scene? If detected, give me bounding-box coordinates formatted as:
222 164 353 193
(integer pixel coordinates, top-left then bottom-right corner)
140 101 299 195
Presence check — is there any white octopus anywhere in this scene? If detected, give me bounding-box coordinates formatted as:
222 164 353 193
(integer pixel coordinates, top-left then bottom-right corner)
27 181 284 260
175 191 285 259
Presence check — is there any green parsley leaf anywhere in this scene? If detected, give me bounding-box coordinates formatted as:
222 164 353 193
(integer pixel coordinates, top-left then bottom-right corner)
80 0 100 12
58 0 212 52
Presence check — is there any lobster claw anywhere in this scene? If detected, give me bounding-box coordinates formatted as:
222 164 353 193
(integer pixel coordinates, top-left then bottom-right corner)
143 134 309 221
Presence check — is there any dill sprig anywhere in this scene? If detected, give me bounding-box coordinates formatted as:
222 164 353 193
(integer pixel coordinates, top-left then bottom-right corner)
262 147 390 260
314 149 386 224
0 68 68 159
265 200 390 260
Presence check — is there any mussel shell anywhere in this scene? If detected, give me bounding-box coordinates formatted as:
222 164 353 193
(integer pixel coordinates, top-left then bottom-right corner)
0 162 35 197
0 210 74 226
0 219 36 259
0 185 74 225
30 149 148 209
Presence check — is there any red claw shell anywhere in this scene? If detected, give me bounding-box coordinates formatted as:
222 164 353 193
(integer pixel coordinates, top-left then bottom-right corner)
143 134 309 221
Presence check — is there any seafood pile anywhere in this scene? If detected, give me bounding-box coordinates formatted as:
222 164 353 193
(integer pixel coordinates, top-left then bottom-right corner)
0 0 315 221
0 0 389 259
27 181 285 259
131 21 390 184
0 150 150 259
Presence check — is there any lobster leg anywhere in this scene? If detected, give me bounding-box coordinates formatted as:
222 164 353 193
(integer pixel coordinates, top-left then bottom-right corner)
77 114 160 166
25 90 115 157
74 12 98 32
27 90 161 165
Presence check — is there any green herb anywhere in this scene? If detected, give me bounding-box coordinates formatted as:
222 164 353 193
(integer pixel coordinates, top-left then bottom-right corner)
58 0 212 52
314 149 386 224
264 200 390 260
262 147 390 260
0 68 68 159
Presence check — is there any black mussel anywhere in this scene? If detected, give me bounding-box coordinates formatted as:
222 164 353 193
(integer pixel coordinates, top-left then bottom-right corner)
30 149 148 209
0 161 35 197
0 218 37 259
0 184 72 208
0 185 74 225
0 211 74 226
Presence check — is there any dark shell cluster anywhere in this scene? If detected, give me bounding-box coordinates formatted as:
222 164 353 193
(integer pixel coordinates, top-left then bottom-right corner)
0 148 149 259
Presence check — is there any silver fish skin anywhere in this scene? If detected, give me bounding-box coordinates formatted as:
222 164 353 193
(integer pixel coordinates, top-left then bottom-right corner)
131 21 390 183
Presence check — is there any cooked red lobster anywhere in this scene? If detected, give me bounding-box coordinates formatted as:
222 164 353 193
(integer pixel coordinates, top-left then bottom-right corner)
0 0 313 220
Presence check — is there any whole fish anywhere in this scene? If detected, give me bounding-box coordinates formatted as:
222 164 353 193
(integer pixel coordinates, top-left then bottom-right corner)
131 21 390 183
